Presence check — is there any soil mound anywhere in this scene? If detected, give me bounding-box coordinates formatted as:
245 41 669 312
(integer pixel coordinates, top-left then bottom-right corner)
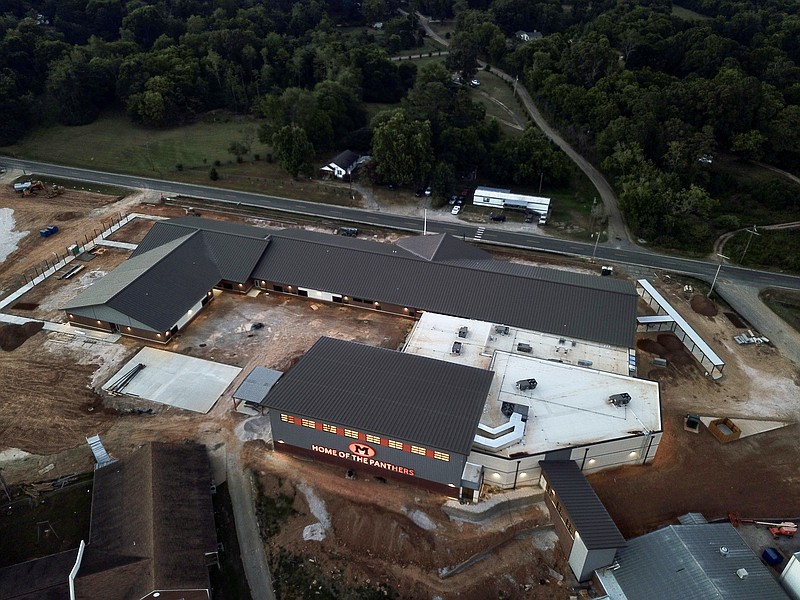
690 294 717 316
637 339 665 355
54 211 81 221
0 321 44 351
657 333 683 351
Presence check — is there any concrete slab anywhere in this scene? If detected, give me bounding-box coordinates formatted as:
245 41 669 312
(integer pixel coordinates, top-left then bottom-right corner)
699 416 794 439
102 346 241 413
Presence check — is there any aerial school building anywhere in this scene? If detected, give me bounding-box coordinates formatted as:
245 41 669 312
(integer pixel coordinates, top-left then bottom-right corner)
64 217 661 498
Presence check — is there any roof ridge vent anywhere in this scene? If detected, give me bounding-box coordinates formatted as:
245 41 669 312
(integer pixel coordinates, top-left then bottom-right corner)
719 546 729 556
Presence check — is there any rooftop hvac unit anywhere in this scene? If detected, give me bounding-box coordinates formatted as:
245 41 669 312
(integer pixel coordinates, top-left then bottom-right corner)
516 378 538 391
577 359 593 367
609 393 631 407
501 402 515 418
495 325 509 335
458 326 469 338
517 343 532 353
452 341 462 355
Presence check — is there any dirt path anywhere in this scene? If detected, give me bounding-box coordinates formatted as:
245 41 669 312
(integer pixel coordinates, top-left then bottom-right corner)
416 13 631 245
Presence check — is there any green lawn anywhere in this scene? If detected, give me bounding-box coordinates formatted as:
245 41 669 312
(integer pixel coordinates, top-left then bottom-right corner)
471 70 528 138
672 4 712 21
427 19 455 40
6 110 270 177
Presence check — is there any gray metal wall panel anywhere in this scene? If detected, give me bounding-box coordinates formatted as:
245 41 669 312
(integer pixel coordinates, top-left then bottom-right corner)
270 417 466 486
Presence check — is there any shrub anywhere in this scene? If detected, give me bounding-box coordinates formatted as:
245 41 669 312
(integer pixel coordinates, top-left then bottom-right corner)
209 167 219 180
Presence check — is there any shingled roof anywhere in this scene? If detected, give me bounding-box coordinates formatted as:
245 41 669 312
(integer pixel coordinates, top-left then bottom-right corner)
0 443 216 600
80 442 217 598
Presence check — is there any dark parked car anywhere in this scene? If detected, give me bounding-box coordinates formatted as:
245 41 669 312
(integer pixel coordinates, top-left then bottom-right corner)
525 213 535 223
490 213 506 222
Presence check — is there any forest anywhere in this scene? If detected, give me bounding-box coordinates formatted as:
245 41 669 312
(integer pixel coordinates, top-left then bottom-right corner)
1 0 799 254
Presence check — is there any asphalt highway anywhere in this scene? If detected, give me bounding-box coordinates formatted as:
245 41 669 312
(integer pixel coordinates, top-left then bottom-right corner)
3 156 800 292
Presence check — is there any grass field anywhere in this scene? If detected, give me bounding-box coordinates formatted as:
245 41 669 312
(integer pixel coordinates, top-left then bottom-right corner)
6 110 270 177
471 70 528 138
672 4 712 21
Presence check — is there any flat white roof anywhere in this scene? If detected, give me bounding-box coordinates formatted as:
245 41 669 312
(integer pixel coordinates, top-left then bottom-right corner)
637 279 724 368
473 187 550 211
103 347 241 413
404 312 632 376
486 352 661 456
404 312 661 456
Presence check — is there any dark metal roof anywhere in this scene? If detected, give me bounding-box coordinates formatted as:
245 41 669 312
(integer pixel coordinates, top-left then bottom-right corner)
539 460 626 550
264 337 494 455
233 366 284 405
395 233 491 262
606 524 791 600
65 232 220 332
253 236 638 347
132 220 270 283
67 217 638 347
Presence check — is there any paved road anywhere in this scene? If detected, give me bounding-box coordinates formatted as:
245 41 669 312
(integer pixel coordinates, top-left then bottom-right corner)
414 13 630 244
227 445 275 600
3 157 800 294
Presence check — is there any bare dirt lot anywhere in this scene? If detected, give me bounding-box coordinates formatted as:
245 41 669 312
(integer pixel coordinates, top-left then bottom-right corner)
591 284 800 538
244 445 569 600
2 181 800 596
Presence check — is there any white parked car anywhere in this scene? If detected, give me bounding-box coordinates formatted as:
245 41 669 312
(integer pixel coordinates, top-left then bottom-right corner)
470 79 480 87
451 205 461 215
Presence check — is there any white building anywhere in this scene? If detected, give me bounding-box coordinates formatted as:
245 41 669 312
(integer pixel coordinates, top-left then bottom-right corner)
402 312 662 490
472 186 551 223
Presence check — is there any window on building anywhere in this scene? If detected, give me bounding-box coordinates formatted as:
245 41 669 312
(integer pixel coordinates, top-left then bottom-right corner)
280 414 294 423
301 419 316 428
322 423 338 434
411 445 426 456
344 429 359 439
388 440 403 450
365 434 381 444
433 451 450 461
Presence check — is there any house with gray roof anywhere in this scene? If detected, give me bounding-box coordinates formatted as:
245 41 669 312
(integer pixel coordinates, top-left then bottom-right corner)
320 150 360 179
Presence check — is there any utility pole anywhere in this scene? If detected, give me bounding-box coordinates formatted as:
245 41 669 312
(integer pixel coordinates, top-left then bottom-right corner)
707 253 730 298
591 229 605 263
538 172 543 195
740 225 760 262
513 75 518 97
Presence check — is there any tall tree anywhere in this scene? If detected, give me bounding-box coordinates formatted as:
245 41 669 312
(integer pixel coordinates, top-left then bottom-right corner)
272 124 315 178
371 109 433 185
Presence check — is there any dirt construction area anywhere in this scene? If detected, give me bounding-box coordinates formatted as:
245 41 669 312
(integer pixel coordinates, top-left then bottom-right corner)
2 175 800 597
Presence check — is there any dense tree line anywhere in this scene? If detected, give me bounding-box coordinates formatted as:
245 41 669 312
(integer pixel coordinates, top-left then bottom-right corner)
446 0 800 247
0 0 570 195
0 0 420 143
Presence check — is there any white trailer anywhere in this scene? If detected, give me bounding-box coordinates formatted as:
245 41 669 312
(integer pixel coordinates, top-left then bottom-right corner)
472 186 551 223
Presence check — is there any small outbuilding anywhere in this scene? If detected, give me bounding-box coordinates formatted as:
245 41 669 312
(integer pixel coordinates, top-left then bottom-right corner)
539 460 626 582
